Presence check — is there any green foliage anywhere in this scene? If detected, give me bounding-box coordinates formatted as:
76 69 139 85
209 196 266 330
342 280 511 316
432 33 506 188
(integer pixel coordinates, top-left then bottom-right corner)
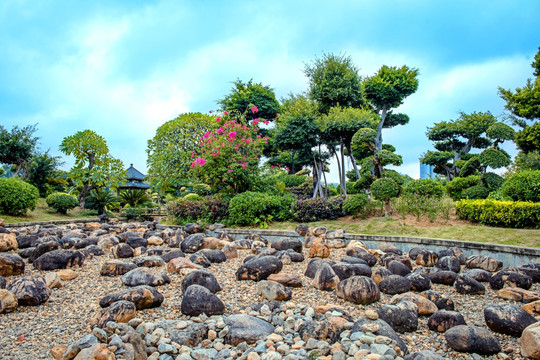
478 147 511 169
370 177 400 201
482 172 504 191
445 175 482 201
0 178 39 215
85 188 117 215
219 79 280 122
192 183 212 196
342 194 370 218
184 193 202 201
45 192 78 214
25 151 63 197
461 185 489 200
501 170 540 202
304 53 365 114
60 129 126 207
228 191 294 226
364 65 419 110
394 194 455 222
167 196 229 224
147 112 216 191
291 196 345 222
511 150 540 171
273 173 307 188
403 179 444 199
119 189 150 207
0 124 39 176
515 122 540 153
456 199 540 228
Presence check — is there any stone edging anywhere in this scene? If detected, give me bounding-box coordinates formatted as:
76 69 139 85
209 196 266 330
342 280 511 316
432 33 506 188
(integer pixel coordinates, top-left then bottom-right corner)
4 218 100 228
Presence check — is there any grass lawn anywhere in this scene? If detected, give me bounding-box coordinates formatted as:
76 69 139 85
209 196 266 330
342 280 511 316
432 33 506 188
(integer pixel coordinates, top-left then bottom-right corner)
267 215 540 248
0 198 97 224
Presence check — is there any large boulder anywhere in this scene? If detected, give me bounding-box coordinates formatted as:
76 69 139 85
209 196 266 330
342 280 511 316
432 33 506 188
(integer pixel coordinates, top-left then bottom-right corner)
111 243 134 258
0 233 17 252
406 272 431 292
28 240 61 262
484 304 537 337
100 260 137 276
312 262 340 291
421 290 454 311
181 269 222 293
224 314 275 345
351 317 408 355
33 249 85 270
271 238 302 253
377 300 418 333
181 234 205 253
6 276 51 306
427 310 466 332
0 289 18 314
304 258 335 278
455 274 485 295
387 259 411 277
189 252 211 268
89 300 136 328
161 249 185 263
436 256 461 273
464 269 492 282
199 249 227 263
444 325 501 355
236 256 282 281
167 257 202 273
180 285 225 316
379 275 411 295
126 236 148 249
0 253 25 276
331 262 372 280
267 273 302 288
121 267 171 287
336 276 380 305
521 322 540 359
99 285 164 309
489 269 533 290
429 270 457 286
257 280 292 301
309 243 330 258
298 316 349 344
466 255 502 272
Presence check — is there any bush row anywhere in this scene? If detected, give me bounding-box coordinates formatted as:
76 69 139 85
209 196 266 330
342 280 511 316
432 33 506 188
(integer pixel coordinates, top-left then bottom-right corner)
456 199 540 229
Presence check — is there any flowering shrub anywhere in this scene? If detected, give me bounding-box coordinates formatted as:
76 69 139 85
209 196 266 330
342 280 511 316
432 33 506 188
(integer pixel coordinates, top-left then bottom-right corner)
189 109 268 193
291 196 345 222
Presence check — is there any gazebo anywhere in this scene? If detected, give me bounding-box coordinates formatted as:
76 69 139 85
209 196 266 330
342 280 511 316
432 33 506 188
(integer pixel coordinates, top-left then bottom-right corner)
118 164 151 192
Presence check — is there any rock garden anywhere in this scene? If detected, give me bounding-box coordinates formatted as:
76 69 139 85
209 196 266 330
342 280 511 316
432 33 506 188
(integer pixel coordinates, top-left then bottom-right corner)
0 219 539 360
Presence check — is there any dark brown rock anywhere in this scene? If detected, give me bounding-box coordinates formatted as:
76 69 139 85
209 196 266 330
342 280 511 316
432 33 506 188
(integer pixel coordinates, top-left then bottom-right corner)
0 253 25 276
378 300 418 333
181 269 222 293
379 275 412 295
455 274 485 295
336 276 380 305
489 269 533 290
33 249 85 270
89 300 136 328
312 263 340 291
100 260 137 276
181 284 225 316
427 310 466 332
236 255 282 281
421 290 455 311
466 255 502 272
99 285 164 309
429 270 457 286
121 267 171 287
436 256 461 273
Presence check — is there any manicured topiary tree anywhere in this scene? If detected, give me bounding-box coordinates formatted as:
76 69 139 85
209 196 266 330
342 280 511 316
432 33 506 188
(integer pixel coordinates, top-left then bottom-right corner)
46 192 78 214
370 177 401 216
0 178 39 215
403 179 444 199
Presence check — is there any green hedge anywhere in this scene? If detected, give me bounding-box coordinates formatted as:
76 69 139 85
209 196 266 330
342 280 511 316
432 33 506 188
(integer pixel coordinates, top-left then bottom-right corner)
46 192 78 214
228 191 294 226
456 199 540 228
0 178 39 215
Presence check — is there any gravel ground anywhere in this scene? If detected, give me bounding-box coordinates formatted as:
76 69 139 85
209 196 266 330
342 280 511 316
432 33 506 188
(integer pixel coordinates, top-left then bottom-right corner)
0 224 536 359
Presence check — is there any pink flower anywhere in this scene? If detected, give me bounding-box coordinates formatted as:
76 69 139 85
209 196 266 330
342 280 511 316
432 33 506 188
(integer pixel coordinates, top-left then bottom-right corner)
227 169 233 173
224 110 228 115
242 125 248 131
216 127 224 134
191 158 207 167
252 119 259 126
203 131 211 139
229 131 237 138
271 165 274 169
263 120 269 125
216 117 221 122
251 106 258 114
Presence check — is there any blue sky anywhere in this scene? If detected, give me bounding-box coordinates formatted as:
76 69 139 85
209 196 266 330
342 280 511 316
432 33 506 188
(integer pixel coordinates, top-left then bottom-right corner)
1 0 539 182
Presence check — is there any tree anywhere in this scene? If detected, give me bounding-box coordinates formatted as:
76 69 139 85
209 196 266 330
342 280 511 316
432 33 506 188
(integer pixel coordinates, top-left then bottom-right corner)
147 112 217 193
60 130 126 208
218 79 281 122
271 95 319 174
25 151 63 197
421 112 514 180
0 124 39 177
364 65 419 177
304 53 365 114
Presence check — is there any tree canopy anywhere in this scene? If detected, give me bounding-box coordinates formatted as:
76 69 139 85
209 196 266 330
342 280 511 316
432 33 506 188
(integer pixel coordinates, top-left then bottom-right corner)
218 79 281 122
147 112 217 193
60 129 125 208
304 53 365 114
0 124 39 176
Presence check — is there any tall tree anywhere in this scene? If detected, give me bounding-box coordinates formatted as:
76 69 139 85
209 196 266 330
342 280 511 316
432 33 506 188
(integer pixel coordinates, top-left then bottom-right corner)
0 124 39 177
364 65 419 177
421 112 513 180
60 130 126 208
146 112 217 193
304 53 365 114
218 79 281 122
25 151 63 197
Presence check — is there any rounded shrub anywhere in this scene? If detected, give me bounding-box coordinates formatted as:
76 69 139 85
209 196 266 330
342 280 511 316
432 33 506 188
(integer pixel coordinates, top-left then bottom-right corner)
370 177 401 202
403 179 444 199
46 192 78 214
461 185 489 200
184 193 203 201
228 191 294 226
342 194 370 217
0 178 39 215
445 175 481 201
482 172 504 191
192 183 212 196
500 170 540 202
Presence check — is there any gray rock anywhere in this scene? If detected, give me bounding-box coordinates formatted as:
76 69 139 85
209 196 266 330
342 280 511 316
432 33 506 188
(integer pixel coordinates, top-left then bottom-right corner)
224 314 275 345
444 325 501 355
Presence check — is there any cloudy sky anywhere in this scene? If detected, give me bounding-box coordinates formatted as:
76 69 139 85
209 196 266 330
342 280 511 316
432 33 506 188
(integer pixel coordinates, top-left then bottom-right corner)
1 0 539 182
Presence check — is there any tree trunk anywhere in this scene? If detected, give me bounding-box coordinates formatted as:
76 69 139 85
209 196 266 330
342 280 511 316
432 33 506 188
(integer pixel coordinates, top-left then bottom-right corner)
333 148 344 195
340 141 347 196
78 183 95 209
383 199 393 216
349 151 361 179
290 150 295 175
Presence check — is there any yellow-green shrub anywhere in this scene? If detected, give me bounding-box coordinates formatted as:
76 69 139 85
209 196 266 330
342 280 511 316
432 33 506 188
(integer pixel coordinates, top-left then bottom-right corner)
456 199 540 228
